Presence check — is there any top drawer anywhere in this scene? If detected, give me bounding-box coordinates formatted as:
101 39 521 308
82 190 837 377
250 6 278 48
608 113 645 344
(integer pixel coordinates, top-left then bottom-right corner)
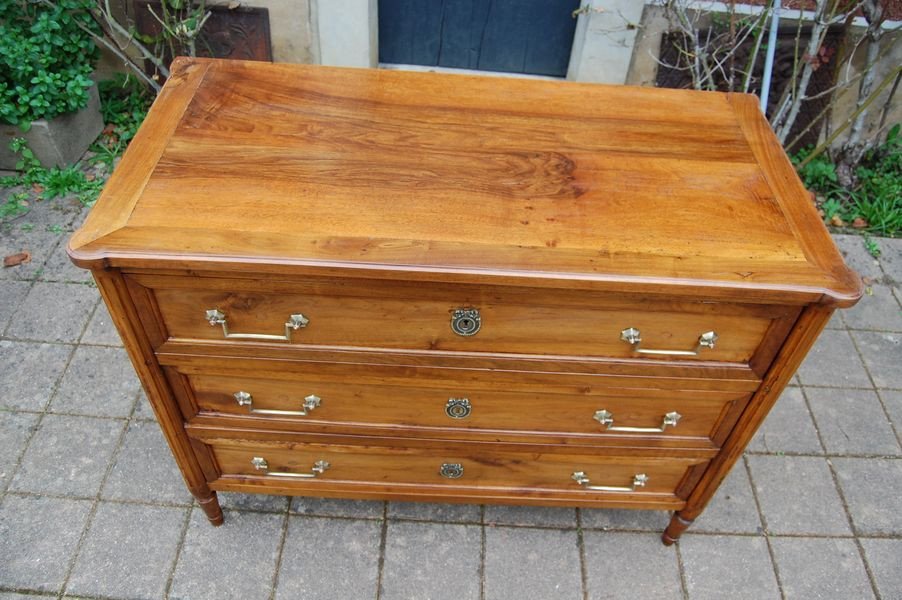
127 274 797 366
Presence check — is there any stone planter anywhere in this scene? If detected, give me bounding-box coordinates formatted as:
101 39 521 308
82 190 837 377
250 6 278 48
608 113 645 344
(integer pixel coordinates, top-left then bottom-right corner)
0 84 104 170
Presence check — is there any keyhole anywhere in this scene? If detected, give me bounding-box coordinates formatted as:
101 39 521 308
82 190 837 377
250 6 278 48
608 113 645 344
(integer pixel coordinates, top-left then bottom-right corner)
451 308 481 336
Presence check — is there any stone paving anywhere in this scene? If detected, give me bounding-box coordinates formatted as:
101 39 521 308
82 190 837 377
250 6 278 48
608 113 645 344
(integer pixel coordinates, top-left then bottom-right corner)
1 194 901 599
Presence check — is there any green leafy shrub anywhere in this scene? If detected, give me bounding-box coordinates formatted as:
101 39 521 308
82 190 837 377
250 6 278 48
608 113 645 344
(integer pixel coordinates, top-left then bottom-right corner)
98 74 151 145
793 125 901 237
848 125 902 236
0 0 100 126
794 147 839 193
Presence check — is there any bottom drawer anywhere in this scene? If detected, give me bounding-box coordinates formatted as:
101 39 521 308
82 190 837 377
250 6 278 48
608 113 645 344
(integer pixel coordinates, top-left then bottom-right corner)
203 438 709 509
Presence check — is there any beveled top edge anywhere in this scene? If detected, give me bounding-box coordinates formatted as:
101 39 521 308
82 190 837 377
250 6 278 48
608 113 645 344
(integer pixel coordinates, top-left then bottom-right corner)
68 58 863 308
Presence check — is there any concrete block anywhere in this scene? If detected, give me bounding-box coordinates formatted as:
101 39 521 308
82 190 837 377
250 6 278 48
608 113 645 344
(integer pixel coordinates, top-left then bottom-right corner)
0 85 103 169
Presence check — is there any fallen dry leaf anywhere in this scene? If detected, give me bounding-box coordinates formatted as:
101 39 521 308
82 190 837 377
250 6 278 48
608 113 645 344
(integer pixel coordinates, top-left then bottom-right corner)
830 214 845 227
3 251 31 267
852 217 868 229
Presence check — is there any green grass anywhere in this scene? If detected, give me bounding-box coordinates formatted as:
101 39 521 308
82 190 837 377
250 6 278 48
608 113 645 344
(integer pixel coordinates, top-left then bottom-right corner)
795 124 902 238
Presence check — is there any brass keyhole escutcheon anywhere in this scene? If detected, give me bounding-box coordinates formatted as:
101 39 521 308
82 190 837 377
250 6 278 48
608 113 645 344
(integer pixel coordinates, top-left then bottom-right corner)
451 308 481 336
445 398 471 419
440 463 464 479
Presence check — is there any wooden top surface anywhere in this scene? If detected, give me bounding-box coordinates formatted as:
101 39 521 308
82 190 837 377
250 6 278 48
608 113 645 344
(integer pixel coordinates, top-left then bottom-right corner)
69 57 860 306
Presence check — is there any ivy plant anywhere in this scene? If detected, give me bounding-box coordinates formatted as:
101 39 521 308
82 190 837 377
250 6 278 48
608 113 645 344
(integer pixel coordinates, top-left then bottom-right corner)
0 0 100 127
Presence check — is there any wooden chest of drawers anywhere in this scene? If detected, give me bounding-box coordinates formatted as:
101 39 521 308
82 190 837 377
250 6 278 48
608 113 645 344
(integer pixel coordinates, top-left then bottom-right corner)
69 57 861 544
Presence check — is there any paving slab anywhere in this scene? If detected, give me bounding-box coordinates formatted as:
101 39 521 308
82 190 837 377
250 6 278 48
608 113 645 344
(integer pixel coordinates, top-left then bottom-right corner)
824 310 844 329
80 300 122 346
583 531 682 599
834 234 884 281
0 280 30 332
0 593 56 599
680 534 779 600
852 331 902 389
0 340 72 411
692 462 762 534
841 284 902 331
0 411 39 490
5 282 97 343
9 414 124 497
832 457 902 535
484 504 576 528
747 455 850 535
859 538 902 600
876 236 902 284
50 345 140 418
65 502 187 600
291 496 384 519
132 389 156 420
0 495 92 593
483 526 582 600
39 236 92 283
748 387 823 454
806 387 900 455
102 420 192 505
170 509 284 600
219 491 290 513
0 223 64 281
388 500 481 524
381 521 481 600
797 329 872 388
580 507 670 531
275 516 381 600
771 537 874 599
879 389 902 432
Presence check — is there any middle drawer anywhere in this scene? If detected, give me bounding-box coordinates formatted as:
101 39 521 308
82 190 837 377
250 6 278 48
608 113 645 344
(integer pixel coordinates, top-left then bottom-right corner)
164 361 750 449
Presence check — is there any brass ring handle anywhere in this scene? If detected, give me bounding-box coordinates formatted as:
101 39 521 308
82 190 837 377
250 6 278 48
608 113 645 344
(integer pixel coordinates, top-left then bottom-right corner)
620 328 718 356
251 457 329 478
205 309 308 342
571 471 648 492
235 391 321 417
593 410 681 433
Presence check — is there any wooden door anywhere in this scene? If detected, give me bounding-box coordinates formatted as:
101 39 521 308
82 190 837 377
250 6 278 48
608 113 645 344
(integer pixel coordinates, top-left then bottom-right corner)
378 0 581 77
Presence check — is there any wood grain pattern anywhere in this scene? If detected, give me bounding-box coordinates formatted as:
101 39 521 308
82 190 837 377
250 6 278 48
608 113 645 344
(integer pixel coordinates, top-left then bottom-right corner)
67 58 862 542
179 369 749 448
69 58 860 307
147 279 778 363
205 436 708 507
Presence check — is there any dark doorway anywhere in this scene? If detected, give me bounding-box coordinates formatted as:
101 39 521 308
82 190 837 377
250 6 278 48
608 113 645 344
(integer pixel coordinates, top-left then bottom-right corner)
378 0 581 77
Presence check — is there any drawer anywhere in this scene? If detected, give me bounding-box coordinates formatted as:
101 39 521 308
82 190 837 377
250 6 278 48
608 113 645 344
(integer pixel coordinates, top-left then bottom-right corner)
200 437 709 507
174 369 749 448
129 274 797 366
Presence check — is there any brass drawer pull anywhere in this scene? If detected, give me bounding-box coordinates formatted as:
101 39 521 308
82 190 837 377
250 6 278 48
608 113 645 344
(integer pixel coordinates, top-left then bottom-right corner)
234 391 321 416
205 309 309 342
572 471 648 492
251 457 329 478
621 328 718 356
593 410 681 433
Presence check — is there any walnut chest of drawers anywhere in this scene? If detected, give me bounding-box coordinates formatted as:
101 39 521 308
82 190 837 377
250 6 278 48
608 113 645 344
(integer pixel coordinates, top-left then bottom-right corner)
69 57 861 544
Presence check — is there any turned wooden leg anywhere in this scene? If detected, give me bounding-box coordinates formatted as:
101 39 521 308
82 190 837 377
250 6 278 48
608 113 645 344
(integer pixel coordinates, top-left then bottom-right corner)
196 491 224 526
662 512 694 545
